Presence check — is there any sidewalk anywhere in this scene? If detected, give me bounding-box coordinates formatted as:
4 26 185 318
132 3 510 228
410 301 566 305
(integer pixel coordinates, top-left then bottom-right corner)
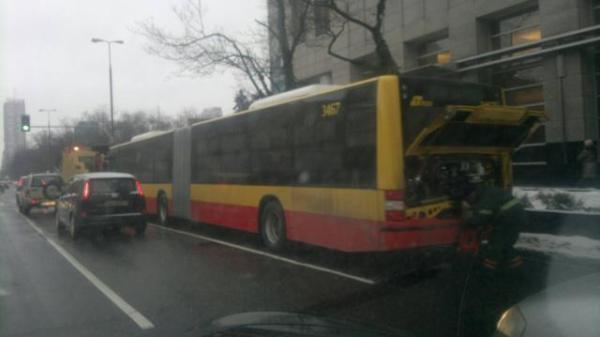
513 186 600 213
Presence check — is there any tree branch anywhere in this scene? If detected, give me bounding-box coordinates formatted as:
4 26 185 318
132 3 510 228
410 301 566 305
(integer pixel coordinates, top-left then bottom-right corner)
326 21 362 65
325 0 375 32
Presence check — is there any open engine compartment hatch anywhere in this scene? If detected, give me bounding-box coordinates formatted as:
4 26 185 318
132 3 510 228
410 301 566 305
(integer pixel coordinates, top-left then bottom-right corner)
405 104 547 155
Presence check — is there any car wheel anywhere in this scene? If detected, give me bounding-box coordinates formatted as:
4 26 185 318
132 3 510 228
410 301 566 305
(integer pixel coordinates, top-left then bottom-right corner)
68 215 80 240
157 194 168 226
134 221 147 237
55 213 65 236
260 201 287 250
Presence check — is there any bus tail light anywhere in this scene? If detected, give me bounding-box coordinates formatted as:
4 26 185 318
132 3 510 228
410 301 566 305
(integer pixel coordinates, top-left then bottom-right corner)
135 180 144 197
82 180 90 201
385 190 406 221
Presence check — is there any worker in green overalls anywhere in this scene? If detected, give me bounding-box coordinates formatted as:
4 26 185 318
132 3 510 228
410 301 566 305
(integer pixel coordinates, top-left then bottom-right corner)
459 182 528 337
464 184 526 270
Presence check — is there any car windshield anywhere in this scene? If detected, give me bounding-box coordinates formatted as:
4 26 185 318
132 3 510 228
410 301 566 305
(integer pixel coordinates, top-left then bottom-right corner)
2 2 600 337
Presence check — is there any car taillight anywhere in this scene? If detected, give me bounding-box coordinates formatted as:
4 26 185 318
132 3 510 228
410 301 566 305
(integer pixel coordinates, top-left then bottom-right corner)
82 180 90 200
135 180 144 197
385 190 406 222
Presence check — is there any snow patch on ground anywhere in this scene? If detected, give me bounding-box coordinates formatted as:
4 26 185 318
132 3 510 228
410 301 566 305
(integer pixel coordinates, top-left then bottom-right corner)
516 233 600 260
513 186 600 213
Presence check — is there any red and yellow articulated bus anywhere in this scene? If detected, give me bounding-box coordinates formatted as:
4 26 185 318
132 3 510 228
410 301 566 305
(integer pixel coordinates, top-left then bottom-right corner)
109 75 544 252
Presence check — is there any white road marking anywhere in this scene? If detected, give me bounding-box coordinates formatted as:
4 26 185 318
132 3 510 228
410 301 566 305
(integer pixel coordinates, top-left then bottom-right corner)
149 223 377 285
19 215 155 330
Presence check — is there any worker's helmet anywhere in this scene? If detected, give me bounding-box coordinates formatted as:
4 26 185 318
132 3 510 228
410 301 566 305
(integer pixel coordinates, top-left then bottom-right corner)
584 139 594 147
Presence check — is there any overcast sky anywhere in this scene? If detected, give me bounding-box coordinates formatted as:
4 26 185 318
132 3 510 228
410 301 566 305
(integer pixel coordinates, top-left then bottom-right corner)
0 0 266 156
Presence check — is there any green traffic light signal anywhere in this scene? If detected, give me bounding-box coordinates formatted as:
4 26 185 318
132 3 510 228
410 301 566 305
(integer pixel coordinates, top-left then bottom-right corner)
21 115 31 132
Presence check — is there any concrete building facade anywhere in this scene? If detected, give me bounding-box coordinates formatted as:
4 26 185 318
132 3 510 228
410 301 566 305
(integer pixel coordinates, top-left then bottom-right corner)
2 99 27 167
268 0 600 184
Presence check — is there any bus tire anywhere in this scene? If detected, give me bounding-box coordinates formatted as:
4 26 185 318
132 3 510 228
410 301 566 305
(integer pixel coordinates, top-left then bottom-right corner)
260 201 287 250
157 193 168 226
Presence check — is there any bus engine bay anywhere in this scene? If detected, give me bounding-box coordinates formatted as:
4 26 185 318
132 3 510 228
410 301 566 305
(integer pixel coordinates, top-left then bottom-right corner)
404 155 502 207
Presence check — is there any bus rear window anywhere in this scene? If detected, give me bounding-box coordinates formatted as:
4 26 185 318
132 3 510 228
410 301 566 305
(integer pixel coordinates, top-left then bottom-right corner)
420 123 531 147
401 77 501 107
400 78 503 148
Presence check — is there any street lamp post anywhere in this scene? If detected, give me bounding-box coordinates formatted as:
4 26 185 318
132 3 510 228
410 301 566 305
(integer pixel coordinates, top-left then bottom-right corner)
39 108 56 168
91 38 124 140
39 108 55 141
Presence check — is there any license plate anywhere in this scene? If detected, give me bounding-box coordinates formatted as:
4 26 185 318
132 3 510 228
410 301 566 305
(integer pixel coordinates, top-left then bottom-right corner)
42 201 56 207
104 200 128 207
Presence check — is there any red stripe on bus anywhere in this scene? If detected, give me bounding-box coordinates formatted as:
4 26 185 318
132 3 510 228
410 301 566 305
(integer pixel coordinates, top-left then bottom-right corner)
286 211 459 252
144 196 174 216
190 201 258 233
189 200 461 252
145 196 157 214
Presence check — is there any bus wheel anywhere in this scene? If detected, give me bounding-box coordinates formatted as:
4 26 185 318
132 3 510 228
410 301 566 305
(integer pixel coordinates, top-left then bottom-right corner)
260 201 287 250
157 193 168 226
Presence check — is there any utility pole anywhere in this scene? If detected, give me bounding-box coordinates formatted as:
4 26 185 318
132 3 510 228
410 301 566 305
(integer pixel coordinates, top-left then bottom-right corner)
91 38 124 141
39 108 56 167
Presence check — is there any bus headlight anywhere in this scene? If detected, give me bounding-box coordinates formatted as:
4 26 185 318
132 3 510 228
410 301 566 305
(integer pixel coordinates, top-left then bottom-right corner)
495 306 526 337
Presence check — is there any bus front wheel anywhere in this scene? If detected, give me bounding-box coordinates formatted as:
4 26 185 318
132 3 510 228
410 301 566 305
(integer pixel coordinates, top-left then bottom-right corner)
260 201 287 250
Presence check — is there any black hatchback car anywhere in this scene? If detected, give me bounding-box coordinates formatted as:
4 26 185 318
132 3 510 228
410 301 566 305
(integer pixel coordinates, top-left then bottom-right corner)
55 172 147 239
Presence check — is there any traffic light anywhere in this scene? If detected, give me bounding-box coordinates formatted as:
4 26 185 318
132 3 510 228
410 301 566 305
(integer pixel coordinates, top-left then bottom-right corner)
20 115 31 132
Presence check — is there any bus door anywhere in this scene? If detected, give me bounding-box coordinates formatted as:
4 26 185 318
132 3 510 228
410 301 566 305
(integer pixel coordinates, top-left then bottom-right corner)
172 127 192 219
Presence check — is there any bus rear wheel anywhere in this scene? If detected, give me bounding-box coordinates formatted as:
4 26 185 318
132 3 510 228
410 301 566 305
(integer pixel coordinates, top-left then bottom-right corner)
260 201 287 250
157 193 168 226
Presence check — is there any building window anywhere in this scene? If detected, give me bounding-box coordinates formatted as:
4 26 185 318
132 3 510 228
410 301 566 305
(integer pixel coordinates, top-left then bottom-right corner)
416 37 451 66
493 62 546 144
593 0 600 137
313 0 330 36
491 9 541 50
594 0 600 24
492 63 544 110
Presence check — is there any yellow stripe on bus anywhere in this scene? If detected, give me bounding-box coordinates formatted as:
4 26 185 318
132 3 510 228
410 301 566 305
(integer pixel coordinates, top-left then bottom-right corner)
189 184 384 222
377 76 404 191
141 183 173 199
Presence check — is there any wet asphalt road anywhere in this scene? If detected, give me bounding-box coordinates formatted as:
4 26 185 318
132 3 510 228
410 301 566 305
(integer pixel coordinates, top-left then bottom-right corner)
1 189 599 337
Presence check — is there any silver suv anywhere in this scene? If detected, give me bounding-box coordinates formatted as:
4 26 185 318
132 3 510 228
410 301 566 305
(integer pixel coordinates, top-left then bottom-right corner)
16 173 63 215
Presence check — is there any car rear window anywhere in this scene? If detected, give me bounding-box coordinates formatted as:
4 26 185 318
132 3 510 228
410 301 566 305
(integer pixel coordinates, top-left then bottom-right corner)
31 175 62 187
90 178 136 195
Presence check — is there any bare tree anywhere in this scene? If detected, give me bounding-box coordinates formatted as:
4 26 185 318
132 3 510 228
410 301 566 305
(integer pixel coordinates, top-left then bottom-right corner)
320 0 398 75
257 0 312 91
173 106 201 127
137 0 273 98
